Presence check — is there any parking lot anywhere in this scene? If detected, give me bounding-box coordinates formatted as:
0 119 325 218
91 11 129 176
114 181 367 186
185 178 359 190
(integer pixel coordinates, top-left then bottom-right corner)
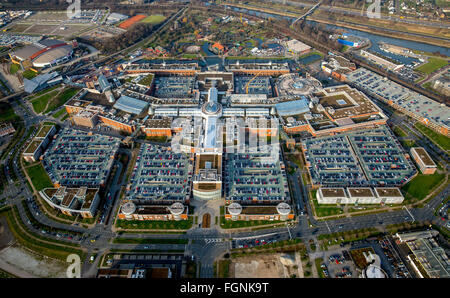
42 128 120 187
347 68 448 132
224 151 290 204
303 126 416 187
231 234 284 249
126 143 192 204
153 76 195 99
319 247 358 278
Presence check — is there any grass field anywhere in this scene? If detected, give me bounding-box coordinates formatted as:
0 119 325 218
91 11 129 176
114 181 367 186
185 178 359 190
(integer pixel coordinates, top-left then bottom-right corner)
25 163 53 191
22 69 38 79
415 57 448 74
9 63 20 75
393 126 408 138
217 259 231 278
314 258 325 278
402 172 446 200
26 85 60 100
45 87 78 113
141 14 166 25
52 108 67 119
30 90 58 114
137 74 154 86
415 122 450 151
115 218 193 230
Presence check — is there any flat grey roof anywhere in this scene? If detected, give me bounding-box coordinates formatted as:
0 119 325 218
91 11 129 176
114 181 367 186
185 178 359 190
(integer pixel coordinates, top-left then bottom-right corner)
113 95 148 115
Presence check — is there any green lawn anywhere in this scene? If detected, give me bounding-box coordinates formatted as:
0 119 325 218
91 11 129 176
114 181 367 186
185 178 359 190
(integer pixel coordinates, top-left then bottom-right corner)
116 218 193 230
436 0 450 8
220 218 284 229
180 54 198 59
52 108 67 119
415 57 448 74
25 163 53 191
22 69 38 79
313 198 343 217
393 126 407 138
137 74 154 86
31 90 59 114
45 88 79 113
9 63 20 75
402 172 446 200
310 190 344 217
415 122 450 151
217 259 231 278
315 258 325 278
27 85 60 100
399 139 416 149
141 14 166 24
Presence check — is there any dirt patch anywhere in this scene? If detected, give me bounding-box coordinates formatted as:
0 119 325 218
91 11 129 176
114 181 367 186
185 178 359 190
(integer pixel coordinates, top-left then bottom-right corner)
202 213 211 228
349 247 375 269
0 244 67 278
0 216 14 251
230 253 301 278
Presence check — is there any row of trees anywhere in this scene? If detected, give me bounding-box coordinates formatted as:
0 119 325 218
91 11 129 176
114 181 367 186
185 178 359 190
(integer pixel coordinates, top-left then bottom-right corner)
274 18 343 51
79 22 154 54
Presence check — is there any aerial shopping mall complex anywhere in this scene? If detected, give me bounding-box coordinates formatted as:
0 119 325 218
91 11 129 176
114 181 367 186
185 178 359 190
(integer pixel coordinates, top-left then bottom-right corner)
20 58 448 222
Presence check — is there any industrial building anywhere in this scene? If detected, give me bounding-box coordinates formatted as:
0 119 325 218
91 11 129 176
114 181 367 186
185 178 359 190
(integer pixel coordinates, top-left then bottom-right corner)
0 123 15 137
321 55 357 82
22 124 56 162
281 85 388 137
124 62 200 76
359 50 404 72
106 12 128 24
118 201 188 221
225 202 294 221
225 61 290 76
284 39 311 55
410 147 437 175
39 186 100 218
316 187 404 204
396 230 450 278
